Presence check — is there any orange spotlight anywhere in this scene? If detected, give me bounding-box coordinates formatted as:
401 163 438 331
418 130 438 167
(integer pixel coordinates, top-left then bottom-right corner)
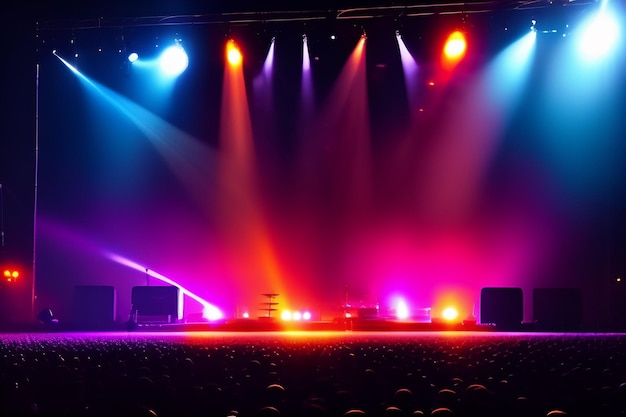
442 31 467 69
227 40 242 66
444 31 467 59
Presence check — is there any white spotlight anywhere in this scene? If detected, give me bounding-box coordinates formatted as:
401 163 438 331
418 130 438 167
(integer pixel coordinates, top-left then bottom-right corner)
578 8 620 62
128 52 139 63
159 44 189 76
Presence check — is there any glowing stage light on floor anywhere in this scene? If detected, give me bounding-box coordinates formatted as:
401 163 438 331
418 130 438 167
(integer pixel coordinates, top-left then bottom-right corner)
159 44 188 76
442 307 459 321
227 40 243 66
394 298 410 320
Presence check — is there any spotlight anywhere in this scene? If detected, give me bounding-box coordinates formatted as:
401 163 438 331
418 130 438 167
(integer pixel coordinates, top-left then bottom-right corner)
128 52 139 63
443 31 467 60
227 40 243 66
159 43 188 76
531 19 537 32
578 7 620 62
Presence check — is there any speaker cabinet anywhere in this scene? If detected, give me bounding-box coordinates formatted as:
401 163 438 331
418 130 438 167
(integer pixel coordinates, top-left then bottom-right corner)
73 285 116 328
131 286 179 319
533 288 582 331
480 287 523 329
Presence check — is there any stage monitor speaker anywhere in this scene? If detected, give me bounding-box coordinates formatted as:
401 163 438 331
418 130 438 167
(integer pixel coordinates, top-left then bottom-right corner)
480 287 523 329
131 286 179 317
533 288 582 331
73 285 116 328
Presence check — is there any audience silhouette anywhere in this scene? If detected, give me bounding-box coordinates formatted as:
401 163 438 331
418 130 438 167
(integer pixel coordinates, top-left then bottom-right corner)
0 334 625 416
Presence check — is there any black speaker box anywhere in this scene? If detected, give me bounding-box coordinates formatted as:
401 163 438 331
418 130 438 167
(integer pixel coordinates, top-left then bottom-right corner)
533 288 582 331
480 287 523 329
131 286 179 317
73 285 116 327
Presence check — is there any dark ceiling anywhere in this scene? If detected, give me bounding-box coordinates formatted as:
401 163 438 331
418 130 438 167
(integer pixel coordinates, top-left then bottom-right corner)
28 0 600 29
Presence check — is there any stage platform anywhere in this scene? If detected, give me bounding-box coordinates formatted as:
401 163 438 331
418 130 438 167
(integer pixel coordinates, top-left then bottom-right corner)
1 314 608 333
128 319 495 333
0 317 552 333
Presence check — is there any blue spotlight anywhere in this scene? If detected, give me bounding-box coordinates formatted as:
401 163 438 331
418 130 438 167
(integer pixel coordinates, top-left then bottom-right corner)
577 6 620 62
128 52 139 63
159 44 189 76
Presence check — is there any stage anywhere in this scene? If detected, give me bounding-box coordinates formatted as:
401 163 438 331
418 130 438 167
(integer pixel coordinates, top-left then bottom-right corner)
2 316 604 334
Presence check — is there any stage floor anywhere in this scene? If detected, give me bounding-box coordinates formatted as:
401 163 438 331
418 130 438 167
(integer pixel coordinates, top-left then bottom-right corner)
1 329 625 345
0 317 618 334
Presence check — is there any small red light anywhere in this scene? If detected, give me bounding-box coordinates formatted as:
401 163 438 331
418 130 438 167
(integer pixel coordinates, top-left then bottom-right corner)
3 269 20 283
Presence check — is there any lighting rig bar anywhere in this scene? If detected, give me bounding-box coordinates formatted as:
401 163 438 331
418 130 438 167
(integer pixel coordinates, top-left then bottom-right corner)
36 0 601 31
